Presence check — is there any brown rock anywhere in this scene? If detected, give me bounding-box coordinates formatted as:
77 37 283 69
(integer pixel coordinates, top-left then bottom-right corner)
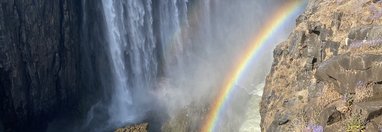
316 54 382 95
115 123 148 132
319 106 344 127
365 122 379 132
353 101 382 122
260 0 382 131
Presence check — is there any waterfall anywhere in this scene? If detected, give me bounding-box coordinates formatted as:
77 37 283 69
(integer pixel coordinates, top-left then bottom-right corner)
155 0 190 77
99 0 194 129
82 0 303 131
101 0 158 127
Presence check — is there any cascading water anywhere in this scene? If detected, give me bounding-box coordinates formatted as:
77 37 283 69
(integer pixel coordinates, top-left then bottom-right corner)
101 0 158 127
102 0 133 124
83 0 304 131
155 0 190 77
98 0 198 130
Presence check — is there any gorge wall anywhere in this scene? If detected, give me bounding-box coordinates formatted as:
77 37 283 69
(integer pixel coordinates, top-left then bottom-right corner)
0 0 111 131
0 0 83 131
261 0 382 131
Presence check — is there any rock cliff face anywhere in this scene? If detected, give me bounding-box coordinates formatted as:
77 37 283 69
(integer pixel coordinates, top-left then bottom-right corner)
261 0 382 131
0 0 83 131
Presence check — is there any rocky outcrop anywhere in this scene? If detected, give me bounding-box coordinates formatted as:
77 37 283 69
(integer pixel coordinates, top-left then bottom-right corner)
0 0 83 131
115 123 149 132
261 0 382 131
316 53 382 95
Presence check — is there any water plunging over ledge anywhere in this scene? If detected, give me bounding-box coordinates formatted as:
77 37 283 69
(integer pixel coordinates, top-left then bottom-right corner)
86 0 304 131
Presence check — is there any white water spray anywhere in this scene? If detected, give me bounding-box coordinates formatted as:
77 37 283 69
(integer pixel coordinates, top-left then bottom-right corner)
102 0 135 124
91 0 304 131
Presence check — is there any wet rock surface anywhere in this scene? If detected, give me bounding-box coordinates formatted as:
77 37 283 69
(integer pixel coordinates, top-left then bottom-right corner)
0 0 110 132
0 0 83 131
261 0 382 131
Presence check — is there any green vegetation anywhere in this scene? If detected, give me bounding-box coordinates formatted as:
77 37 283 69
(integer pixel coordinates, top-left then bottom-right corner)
346 116 365 132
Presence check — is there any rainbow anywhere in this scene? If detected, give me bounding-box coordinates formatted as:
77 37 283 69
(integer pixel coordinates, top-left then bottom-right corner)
201 1 305 132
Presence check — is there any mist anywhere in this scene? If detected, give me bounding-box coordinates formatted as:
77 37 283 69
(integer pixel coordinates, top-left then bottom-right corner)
46 0 306 132
152 0 306 131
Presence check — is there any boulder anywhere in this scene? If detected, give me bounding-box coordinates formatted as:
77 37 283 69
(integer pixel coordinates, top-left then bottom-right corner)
316 54 382 95
347 26 382 48
353 101 382 122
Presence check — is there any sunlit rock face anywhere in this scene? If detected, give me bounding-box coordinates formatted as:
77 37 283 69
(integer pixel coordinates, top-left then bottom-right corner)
261 0 382 131
316 53 382 95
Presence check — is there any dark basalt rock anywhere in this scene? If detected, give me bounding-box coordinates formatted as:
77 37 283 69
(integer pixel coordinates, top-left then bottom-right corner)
347 25 382 48
353 101 382 122
307 22 332 41
372 0 381 3
265 111 291 131
0 0 85 131
348 26 373 41
0 120 3 132
316 53 382 95
319 106 344 127
277 116 290 125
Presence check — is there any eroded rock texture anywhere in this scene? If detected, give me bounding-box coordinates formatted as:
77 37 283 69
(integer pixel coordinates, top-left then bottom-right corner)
316 53 382 94
0 0 83 131
261 0 382 131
